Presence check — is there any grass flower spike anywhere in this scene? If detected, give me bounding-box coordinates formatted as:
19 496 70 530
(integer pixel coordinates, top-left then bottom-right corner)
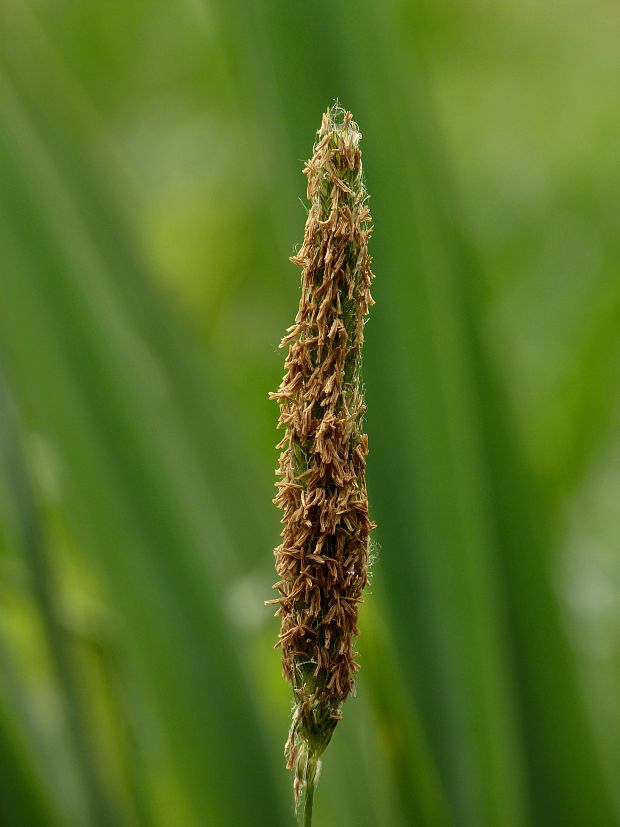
269 104 375 823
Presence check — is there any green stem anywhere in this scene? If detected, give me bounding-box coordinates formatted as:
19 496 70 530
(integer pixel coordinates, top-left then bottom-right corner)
303 766 315 827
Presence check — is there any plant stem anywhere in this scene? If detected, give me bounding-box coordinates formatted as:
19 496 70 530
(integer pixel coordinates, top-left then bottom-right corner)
303 761 316 827
304 784 314 827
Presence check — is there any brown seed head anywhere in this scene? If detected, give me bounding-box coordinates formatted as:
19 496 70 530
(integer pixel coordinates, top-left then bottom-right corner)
268 104 375 798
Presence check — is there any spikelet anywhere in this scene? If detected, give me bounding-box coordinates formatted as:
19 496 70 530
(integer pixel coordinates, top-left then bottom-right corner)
268 104 375 810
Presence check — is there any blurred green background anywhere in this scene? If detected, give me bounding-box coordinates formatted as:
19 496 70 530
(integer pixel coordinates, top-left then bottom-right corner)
0 1 619 825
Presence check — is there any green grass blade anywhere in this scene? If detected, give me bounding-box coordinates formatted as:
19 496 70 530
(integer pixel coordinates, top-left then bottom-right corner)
0 698 62 827
0 68 288 827
0 377 126 827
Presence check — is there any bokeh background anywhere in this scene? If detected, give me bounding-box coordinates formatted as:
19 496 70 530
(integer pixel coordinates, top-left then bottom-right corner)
1 1 619 826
